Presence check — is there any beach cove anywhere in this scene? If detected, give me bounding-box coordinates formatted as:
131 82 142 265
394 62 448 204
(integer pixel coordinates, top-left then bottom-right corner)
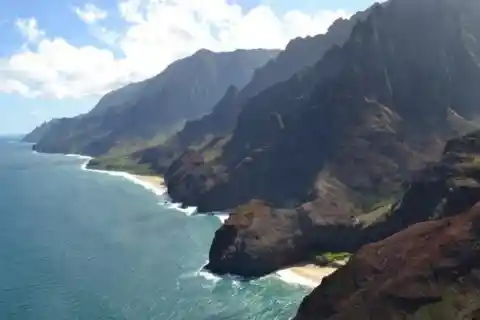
76 155 342 289
81 156 341 289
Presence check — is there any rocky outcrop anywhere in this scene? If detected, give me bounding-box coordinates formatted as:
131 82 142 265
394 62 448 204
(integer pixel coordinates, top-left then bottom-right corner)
206 130 480 277
167 0 480 214
294 203 480 320
363 131 480 244
164 150 208 206
205 200 360 277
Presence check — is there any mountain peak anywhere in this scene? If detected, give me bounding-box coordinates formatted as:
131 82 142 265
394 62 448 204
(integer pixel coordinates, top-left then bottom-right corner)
194 48 213 55
29 49 277 156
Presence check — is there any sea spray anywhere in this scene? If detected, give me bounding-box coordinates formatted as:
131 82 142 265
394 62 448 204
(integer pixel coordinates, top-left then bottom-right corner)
274 269 319 288
193 260 317 290
191 261 243 287
66 154 227 223
65 154 94 160
216 214 230 224
165 203 198 216
80 158 167 197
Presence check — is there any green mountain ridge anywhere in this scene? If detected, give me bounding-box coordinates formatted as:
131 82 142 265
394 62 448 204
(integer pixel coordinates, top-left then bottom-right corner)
154 0 480 289
27 49 279 157
166 0 480 213
203 129 480 279
295 131 480 318
86 7 373 175
23 0 480 318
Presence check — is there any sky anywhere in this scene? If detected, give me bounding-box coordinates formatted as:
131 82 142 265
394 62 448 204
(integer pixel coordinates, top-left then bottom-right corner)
0 0 379 135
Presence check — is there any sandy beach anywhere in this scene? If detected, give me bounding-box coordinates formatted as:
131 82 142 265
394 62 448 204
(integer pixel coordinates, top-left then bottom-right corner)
276 264 340 288
134 175 165 188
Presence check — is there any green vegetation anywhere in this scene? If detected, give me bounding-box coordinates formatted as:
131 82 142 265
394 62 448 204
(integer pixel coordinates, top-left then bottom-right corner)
412 289 480 320
88 154 155 176
30 49 278 159
86 128 187 176
357 195 401 228
470 155 480 166
202 148 223 163
312 252 352 266
361 192 400 213
370 197 396 212
198 135 232 163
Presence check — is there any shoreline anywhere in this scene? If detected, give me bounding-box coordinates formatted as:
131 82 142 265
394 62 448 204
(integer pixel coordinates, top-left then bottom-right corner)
79 157 168 197
36 151 327 289
79 155 332 289
276 264 338 288
196 263 338 289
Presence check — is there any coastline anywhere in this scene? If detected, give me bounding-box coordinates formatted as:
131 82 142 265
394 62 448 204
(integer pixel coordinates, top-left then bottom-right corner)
36 151 328 289
276 264 338 288
78 157 167 197
80 154 334 289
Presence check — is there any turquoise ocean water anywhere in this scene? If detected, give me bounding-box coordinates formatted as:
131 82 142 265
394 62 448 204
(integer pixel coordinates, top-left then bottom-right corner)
0 136 307 320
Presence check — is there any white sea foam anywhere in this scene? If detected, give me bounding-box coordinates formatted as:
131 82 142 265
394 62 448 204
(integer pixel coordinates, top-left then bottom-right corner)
179 261 222 284
74 156 204 214
197 269 223 284
81 159 167 197
165 202 198 216
274 269 319 288
215 214 230 224
65 154 94 160
197 260 322 288
8 140 34 145
193 261 243 287
65 154 222 221
31 151 92 159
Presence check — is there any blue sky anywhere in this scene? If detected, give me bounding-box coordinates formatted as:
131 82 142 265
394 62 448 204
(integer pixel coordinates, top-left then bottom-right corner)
0 0 377 135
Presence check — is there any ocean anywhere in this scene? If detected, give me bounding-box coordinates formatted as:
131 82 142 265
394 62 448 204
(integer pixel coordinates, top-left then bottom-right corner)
0 136 308 320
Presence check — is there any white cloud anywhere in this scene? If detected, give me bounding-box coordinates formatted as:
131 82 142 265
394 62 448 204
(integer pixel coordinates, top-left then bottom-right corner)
5 38 121 99
0 79 34 96
15 18 45 43
74 3 108 23
1 0 352 99
119 0 144 23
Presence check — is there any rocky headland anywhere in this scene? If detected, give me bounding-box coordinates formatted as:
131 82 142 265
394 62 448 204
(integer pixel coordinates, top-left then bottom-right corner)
295 203 480 320
205 130 480 277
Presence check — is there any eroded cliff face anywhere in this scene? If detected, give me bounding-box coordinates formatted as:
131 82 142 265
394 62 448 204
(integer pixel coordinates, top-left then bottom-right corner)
166 0 480 214
122 10 370 176
205 200 359 277
295 204 480 320
205 130 480 278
